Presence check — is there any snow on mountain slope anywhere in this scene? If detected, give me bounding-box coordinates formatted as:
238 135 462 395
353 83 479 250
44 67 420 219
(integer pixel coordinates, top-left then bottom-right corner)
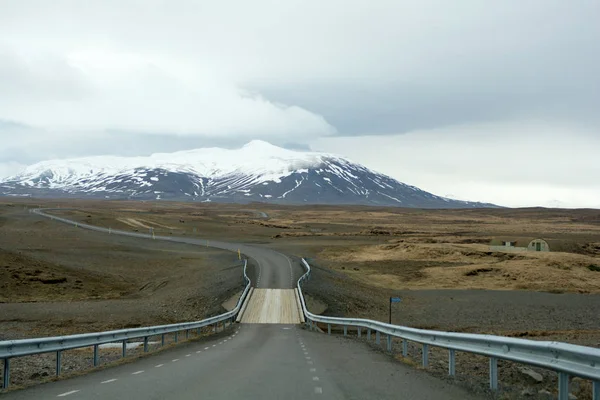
9 141 324 185
0 141 497 208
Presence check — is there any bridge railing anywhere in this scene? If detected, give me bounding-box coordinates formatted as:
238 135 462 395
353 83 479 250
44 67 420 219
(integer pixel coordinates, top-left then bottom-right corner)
297 258 600 400
0 260 250 389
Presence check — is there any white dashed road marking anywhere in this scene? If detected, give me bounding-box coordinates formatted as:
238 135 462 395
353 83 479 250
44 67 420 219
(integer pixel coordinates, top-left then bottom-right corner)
310 368 316 372
313 376 320 381
212 345 216 347
57 390 80 397
155 364 164 368
186 354 191 357
315 387 323 394
172 359 179 362
196 350 202 354
132 370 144 375
101 379 118 384
204 347 210 350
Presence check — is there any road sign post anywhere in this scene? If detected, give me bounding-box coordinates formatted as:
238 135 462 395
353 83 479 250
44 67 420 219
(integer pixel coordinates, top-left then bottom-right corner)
389 297 401 324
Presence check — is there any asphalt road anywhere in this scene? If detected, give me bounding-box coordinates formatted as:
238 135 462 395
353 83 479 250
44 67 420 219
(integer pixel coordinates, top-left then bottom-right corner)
3 325 481 400
6 210 485 399
33 209 302 289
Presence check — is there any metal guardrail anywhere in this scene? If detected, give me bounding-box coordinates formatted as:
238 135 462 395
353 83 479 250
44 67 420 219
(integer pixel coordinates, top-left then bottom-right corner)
0 212 251 391
297 258 600 400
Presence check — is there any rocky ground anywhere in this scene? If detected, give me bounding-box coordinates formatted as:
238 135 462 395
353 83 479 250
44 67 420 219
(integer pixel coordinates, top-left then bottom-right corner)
2 199 600 398
300 262 600 399
0 206 246 339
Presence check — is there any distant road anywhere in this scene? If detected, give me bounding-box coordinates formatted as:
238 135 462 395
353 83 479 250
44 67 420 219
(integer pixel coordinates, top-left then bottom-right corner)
33 208 296 289
3 209 483 399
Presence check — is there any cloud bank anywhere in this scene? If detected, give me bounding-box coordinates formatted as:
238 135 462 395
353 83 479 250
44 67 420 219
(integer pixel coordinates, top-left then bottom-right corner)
1 0 598 207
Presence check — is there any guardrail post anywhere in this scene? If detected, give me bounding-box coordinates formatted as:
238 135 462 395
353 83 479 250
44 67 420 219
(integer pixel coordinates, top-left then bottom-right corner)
2 358 9 389
489 357 498 390
343 326 347 336
386 335 392 352
122 340 127 358
376 331 381 345
367 329 371 340
558 372 569 400
144 336 149 352
358 327 361 338
327 324 331 335
93 344 99 367
56 351 62 376
213 323 217 333
161 334 165 346
448 349 456 376
175 331 179 343
593 381 599 400
186 330 189 340
422 344 429 367
402 339 408 357
197 327 201 335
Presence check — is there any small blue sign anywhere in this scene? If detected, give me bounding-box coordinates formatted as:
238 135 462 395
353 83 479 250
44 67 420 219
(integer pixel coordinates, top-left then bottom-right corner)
390 297 401 303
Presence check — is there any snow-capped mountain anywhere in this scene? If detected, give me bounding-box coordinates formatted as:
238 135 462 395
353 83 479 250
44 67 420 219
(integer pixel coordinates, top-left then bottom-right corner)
0 141 496 208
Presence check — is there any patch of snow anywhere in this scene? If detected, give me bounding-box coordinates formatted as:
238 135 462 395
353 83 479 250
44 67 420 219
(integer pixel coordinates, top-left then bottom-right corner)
280 177 305 199
377 192 403 203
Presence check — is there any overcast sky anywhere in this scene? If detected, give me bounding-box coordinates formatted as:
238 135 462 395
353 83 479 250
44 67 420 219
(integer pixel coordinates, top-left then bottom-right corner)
1 0 599 208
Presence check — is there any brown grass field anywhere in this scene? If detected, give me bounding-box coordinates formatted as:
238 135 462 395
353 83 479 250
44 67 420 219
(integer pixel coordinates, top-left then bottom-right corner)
2 198 600 333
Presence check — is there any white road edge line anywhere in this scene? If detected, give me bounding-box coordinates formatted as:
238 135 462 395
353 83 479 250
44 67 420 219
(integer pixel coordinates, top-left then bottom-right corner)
101 379 118 384
132 370 144 375
57 390 80 397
